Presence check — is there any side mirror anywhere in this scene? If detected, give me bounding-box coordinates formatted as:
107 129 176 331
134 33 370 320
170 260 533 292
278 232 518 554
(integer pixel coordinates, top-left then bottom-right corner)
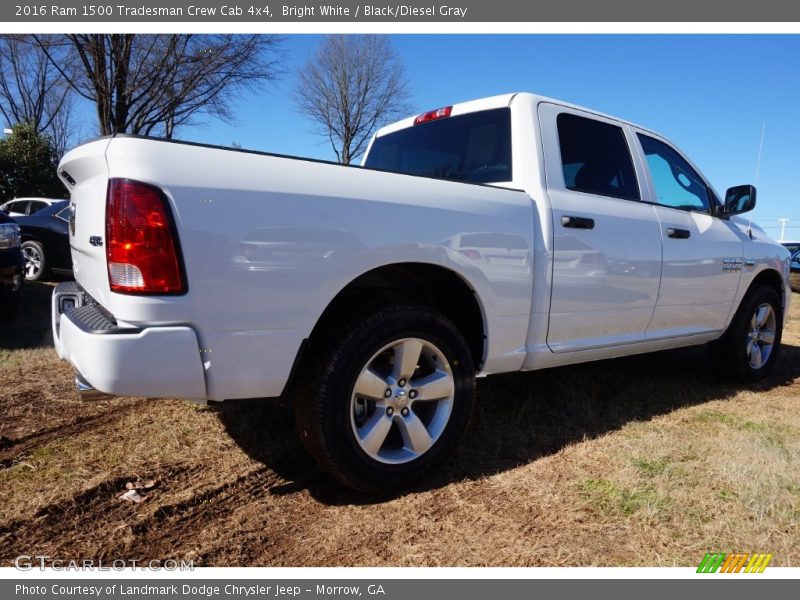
722 185 756 216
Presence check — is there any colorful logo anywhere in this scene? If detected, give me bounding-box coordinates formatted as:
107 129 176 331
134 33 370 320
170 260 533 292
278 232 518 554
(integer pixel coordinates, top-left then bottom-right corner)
697 552 772 573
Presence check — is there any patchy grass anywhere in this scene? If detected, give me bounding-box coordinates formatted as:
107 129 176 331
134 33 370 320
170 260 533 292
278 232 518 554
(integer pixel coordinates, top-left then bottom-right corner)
631 457 687 479
577 477 671 517
0 282 798 566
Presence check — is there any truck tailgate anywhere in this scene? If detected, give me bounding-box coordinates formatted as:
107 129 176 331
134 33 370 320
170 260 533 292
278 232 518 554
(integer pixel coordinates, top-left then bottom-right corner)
58 138 113 307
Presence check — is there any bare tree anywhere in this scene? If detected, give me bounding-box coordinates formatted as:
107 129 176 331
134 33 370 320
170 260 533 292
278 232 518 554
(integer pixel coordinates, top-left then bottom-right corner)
36 34 283 139
295 35 411 164
0 35 74 155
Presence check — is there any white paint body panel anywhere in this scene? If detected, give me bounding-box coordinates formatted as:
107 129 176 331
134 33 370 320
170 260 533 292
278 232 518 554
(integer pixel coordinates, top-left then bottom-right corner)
55 92 791 401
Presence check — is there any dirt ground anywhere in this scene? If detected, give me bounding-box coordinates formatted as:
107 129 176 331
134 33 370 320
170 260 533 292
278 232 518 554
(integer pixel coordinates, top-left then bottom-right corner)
0 282 798 566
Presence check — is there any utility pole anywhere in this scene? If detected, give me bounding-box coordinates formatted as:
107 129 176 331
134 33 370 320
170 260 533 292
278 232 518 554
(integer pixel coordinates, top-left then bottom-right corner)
778 218 789 242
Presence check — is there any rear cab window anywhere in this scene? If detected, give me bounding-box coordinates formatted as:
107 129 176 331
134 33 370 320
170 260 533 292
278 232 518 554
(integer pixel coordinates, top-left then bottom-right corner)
364 108 512 184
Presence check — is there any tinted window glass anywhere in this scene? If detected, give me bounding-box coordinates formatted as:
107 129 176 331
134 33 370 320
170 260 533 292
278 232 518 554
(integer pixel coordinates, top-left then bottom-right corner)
28 201 47 214
557 113 639 201
638 134 710 212
7 201 28 214
364 108 512 184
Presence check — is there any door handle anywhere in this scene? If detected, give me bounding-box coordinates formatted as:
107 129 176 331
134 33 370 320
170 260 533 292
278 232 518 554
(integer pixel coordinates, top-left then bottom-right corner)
667 227 691 239
561 215 595 229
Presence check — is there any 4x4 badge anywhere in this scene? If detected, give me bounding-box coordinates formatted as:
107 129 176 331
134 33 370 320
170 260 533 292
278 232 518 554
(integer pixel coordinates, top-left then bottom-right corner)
89 236 103 247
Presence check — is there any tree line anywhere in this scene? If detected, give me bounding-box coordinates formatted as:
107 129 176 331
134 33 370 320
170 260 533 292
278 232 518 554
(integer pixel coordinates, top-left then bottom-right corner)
0 34 411 202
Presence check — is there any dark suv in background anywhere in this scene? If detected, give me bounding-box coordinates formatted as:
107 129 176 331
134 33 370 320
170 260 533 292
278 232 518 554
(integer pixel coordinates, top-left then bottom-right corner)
0 211 23 319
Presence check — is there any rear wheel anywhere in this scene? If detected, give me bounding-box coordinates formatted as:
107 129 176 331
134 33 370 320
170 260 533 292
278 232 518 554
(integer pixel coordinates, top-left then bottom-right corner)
295 305 475 493
21 240 46 281
709 284 783 382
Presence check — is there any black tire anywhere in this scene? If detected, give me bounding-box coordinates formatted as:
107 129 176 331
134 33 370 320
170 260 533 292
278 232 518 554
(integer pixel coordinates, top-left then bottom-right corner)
709 284 783 382
295 305 475 493
21 240 46 282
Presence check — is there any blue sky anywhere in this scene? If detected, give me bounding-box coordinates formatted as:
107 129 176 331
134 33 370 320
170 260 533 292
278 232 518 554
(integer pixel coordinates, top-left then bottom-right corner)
70 35 800 240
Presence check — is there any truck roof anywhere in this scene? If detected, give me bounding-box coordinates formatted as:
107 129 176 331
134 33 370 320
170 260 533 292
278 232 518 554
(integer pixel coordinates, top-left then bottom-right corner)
374 92 661 139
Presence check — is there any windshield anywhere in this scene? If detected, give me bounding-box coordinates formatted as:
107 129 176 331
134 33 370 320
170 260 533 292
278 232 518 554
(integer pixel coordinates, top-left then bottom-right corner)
364 108 512 184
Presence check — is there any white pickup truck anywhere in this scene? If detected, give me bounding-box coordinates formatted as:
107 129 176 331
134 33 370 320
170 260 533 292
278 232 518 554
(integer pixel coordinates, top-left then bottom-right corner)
52 93 791 491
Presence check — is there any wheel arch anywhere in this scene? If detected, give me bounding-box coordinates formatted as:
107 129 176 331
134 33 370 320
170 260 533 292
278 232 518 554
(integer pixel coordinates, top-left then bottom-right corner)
304 262 488 372
748 268 785 311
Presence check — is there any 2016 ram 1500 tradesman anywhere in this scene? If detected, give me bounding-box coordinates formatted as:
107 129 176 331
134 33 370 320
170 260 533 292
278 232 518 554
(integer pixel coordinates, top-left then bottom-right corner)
52 93 791 491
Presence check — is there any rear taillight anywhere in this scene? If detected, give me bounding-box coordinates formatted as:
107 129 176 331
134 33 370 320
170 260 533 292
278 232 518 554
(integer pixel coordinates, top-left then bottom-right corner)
106 178 185 294
413 106 452 125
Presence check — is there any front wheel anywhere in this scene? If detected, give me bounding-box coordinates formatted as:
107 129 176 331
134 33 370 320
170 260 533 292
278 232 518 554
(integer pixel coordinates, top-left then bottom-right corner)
709 284 783 382
295 305 475 493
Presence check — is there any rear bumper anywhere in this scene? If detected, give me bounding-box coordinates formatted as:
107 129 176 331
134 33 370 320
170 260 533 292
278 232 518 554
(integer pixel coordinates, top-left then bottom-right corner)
52 282 207 400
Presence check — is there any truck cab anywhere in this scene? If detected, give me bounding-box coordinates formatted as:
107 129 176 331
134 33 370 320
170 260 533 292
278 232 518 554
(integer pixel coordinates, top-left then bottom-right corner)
365 93 789 367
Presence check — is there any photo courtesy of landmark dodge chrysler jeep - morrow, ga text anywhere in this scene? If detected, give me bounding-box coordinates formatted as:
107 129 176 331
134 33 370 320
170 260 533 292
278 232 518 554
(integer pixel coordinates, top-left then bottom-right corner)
51 93 791 492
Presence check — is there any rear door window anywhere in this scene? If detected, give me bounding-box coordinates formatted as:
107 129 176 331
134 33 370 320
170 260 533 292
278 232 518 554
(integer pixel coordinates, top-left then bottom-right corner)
556 113 640 201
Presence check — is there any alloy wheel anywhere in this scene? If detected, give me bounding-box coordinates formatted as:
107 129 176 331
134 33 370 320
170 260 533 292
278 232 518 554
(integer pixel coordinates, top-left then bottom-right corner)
349 337 455 465
747 302 776 370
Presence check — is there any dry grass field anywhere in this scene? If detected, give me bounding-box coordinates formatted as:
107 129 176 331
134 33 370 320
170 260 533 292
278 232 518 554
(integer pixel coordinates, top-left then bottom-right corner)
0 282 798 566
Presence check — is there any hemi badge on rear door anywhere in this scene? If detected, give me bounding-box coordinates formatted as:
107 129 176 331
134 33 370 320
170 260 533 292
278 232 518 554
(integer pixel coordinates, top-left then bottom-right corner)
89 236 103 247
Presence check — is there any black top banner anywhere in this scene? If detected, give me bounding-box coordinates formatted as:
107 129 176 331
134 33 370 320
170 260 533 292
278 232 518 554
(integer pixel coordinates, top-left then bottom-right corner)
4 0 800 22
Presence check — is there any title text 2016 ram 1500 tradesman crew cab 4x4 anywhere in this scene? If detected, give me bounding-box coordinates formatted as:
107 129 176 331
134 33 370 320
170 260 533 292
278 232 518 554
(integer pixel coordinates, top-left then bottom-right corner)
52 93 791 491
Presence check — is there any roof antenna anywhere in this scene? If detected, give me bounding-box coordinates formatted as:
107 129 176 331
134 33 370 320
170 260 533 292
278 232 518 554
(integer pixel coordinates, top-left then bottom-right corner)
748 122 766 239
